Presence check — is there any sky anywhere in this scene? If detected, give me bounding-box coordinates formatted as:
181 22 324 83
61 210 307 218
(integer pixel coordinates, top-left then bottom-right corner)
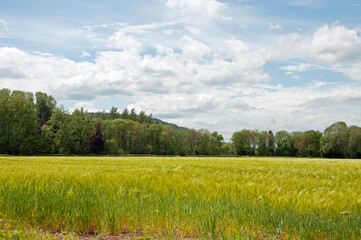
1 0 361 140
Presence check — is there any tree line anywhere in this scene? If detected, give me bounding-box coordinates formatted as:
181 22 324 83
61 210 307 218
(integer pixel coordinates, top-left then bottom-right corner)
0 88 360 158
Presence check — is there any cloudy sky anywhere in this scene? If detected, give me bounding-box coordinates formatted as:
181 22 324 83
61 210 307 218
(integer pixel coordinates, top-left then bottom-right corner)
1 0 361 139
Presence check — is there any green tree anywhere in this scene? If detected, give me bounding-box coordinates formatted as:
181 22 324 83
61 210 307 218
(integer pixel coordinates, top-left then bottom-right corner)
35 92 56 126
129 108 137 121
209 131 224 155
184 129 199 155
102 119 129 153
347 126 361 158
275 130 296 156
120 108 129 119
7 90 39 155
196 129 211 155
232 129 256 155
127 120 146 154
146 123 163 154
49 108 93 154
321 122 348 158
0 89 12 153
109 106 120 119
257 131 269 156
300 130 322 157
160 126 176 155
138 110 147 124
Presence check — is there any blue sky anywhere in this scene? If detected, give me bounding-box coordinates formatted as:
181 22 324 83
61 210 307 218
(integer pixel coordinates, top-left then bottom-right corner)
1 0 361 139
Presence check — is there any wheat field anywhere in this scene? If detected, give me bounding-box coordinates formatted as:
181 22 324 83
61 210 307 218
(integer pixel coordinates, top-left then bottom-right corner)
0 156 360 239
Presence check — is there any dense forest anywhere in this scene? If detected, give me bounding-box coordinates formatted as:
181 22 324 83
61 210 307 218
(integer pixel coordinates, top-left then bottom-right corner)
0 88 360 158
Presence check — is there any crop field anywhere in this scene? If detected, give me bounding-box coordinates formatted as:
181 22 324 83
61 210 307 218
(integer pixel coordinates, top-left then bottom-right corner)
0 156 360 239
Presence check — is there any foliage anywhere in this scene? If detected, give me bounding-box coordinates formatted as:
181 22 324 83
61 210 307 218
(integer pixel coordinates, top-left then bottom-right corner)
232 129 257 155
1 88 361 158
321 122 348 158
275 131 296 156
88 122 105 154
35 92 57 126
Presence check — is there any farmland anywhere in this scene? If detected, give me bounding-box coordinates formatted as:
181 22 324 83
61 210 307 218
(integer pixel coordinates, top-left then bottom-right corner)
0 156 360 239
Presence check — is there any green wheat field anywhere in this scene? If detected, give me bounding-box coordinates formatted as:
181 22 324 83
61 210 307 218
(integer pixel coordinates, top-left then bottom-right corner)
0 156 360 239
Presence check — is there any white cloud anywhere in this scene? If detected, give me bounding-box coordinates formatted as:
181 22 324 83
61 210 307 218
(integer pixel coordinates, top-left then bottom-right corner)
269 22 281 30
276 25 361 82
278 25 361 65
313 81 327 87
107 31 142 53
116 21 178 34
181 36 211 60
0 18 8 31
285 0 324 8
81 51 91 58
166 0 226 18
83 24 109 31
163 29 174 35
185 26 202 35
340 66 361 81
281 63 311 72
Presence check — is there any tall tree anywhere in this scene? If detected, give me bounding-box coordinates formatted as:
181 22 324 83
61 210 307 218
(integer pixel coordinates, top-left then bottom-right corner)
109 106 120 119
49 108 93 154
184 129 199 155
35 92 56 126
160 126 176 155
88 122 105 154
232 129 256 155
347 126 361 158
267 130 275 156
321 122 348 158
275 131 296 156
8 90 39 155
138 110 147 124
196 129 211 155
129 108 137 121
146 123 163 154
209 131 224 155
0 89 12 153
257 131 269 156
120 108 129 119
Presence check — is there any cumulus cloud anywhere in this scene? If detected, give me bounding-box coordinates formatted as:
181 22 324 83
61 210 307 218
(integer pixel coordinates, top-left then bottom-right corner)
0 29 270 100
278 25 361 65
181 36 211 60
107 31 142 53
276 25 361 82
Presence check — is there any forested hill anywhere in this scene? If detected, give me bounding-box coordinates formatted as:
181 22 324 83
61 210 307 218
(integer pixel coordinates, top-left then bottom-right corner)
87 108 187 131
152 118 188 131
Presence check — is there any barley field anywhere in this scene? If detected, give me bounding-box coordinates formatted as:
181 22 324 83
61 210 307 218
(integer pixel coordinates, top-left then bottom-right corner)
0 156 360 239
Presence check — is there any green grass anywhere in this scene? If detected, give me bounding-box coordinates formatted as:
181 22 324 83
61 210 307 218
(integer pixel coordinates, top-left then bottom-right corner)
0 156 360 239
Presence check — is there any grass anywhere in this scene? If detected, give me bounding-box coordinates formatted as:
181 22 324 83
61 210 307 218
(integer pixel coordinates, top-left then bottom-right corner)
0 156 360 239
